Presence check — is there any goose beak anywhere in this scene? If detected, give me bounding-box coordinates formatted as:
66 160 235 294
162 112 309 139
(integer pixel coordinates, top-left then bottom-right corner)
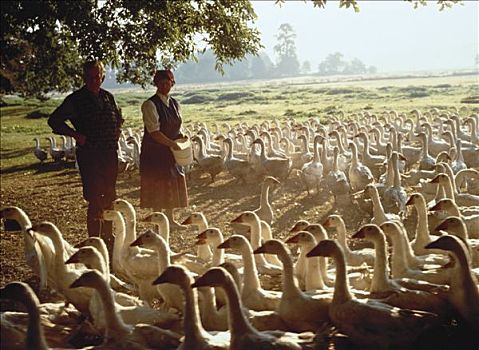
398 153 407 162
429 202 441 211
405 196 415 206
351 228 365 239
322 218 333 227
152 274 168 286
65 254 79 265
253 245 267 254
195 238 206 246
217 240 230 249
69 278 83 289
434 220 448 232
181 216 192 225
230 215 243 224
130 236 144 247
429 175 441 184
306 244 323 258
140 214 152 222
197 230 207 239
191 276 210 289
285 234 300 244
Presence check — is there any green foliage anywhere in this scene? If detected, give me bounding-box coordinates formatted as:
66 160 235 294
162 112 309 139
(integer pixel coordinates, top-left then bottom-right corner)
1 0 261 97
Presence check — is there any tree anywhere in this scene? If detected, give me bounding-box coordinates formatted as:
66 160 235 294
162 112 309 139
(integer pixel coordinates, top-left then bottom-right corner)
301 61 312 75
1 0 261 98
318 52 346 75
273 23 300 77
250 52 274 79
343 58 367 75
1 0 462 97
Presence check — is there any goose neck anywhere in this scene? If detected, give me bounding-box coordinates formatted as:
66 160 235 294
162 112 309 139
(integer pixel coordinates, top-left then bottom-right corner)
414 200 430 241
211 237 225 266
95 278 131 338
370 189 387 223
277 247 303 298
331 249 353 304
240 243 261 290
369 235 391 293
223 277 257 337
25 294 49 350
183 286 208 346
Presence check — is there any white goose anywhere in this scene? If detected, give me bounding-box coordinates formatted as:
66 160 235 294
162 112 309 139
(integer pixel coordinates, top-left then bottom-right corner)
29 222 92 316
192 267 313 350
306 240 440 349
33 137 48 162
254 240 331 332
351 224 451 318
230 211 282 275
70 270 182 349
153 265 230 349
348 141 374 193
425 235 479 330
181 211 214 262
217 235 281 311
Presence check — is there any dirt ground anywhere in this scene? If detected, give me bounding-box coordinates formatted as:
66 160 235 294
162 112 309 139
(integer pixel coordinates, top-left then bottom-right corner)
0 157 370 288
1 157 477 349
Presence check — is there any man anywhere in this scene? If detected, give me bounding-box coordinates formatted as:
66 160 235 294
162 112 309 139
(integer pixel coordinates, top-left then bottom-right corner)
48 60 123 243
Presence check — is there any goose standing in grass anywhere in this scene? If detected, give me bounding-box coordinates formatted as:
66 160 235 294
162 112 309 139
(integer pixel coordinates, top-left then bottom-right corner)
33 137 48 162
254 240 331 332
306 240 441 349
425 235 479 331
45 136 65 162
217 235 281 311
192 267 314 350
70 270 182 349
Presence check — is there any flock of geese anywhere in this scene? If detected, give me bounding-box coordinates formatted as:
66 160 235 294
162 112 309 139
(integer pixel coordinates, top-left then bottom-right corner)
5 108 478 349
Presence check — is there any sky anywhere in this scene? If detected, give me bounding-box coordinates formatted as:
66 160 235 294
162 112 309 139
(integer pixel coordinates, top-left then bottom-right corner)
251 0 479 73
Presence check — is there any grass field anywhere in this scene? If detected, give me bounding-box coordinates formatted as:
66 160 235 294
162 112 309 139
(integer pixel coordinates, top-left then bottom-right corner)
1 72 478 171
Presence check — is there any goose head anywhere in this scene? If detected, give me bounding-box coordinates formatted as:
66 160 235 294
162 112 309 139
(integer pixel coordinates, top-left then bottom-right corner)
181 212 207 226
191 267 231 289
141 211 169 227
304 224 328 240
152 265 192 288
264 176 280 186
230 211 257 225
217 235 247 250
0 281 39 306
285 230 314 245
219 262 242 288
29 221 61 238
352 224 382 241
289 220 310 233
70 270 103 289
434 216 468 240
378 221 402 241
65 246 100 266
112 198 135 215
429 199 454 212
196 227 221 241
405 193 424 207
322 214 343 228
74 236 106 251
130 229 164 248
306 239 341 258
428 173 447 184
101 209 122 221
425 235 471 267
253 239 289 256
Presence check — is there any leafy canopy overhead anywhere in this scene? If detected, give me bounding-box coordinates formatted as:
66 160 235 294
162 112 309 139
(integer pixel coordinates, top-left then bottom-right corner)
1 0 462 98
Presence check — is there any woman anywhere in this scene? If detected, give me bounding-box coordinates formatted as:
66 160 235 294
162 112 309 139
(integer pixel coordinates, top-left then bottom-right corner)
140 69 188 229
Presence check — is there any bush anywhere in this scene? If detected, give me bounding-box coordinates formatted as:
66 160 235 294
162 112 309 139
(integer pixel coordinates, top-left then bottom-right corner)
217 92 255 101
460 96 479 104
181 94 214 104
